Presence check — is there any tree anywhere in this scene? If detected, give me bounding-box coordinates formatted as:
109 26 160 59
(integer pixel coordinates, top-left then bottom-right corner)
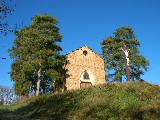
0 0 15 65
10 15 66 96
0 86 18 105
0 0 14 35
101 26 149 82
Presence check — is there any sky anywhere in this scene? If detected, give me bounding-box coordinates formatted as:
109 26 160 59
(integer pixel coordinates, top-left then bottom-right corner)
0 0 160 88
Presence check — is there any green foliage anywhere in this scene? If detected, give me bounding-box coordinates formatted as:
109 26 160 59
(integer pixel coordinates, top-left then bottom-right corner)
9 14 66 96
101 26 149 82
0 82 160 120
0 0 14 35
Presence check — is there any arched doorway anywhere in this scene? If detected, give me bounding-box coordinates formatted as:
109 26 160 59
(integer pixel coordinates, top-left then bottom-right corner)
80 70 96 88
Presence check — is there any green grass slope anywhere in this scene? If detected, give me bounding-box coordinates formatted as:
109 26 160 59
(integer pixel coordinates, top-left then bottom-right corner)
0 82 160 120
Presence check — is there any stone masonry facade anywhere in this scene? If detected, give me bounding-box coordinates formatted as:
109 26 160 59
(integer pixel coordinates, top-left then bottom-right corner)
65 46 106 90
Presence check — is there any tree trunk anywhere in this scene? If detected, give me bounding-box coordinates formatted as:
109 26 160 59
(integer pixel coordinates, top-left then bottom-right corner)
32 89 35 97
34 88 36 96
126 58 130 82
43 88 45 94
36 68 41 96
121 47 131 82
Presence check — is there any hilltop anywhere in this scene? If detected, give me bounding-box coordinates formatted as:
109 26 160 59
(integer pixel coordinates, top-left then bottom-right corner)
0 81 160 120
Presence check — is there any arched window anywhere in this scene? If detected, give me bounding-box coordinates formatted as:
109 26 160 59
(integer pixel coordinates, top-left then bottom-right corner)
83 71 90 80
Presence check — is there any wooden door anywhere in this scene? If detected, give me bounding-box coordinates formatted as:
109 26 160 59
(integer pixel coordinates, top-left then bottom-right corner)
80 82 92 88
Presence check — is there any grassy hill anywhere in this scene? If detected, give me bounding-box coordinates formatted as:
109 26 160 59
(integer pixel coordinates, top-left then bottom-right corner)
0 81 160 120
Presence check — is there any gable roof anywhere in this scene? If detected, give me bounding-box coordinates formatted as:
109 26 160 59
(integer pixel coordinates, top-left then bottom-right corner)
66 45 104 60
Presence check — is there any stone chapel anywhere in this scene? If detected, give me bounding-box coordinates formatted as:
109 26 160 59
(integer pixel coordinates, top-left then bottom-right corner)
65 46 106 90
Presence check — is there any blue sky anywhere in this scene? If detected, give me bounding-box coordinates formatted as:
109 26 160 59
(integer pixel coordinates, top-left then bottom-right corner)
0 0 160 87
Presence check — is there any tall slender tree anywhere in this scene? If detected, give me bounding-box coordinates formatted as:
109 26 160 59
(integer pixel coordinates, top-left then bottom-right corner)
101 26 149 82
10 15 66 96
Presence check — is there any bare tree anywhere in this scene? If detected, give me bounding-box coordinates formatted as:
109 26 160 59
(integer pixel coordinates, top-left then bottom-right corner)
0 86 18 105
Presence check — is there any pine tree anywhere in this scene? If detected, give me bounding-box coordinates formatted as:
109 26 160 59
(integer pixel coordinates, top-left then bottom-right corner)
10 15 66 96
101 26 149 82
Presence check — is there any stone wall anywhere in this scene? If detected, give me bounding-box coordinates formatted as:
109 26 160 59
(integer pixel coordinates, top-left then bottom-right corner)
65 46 106 90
